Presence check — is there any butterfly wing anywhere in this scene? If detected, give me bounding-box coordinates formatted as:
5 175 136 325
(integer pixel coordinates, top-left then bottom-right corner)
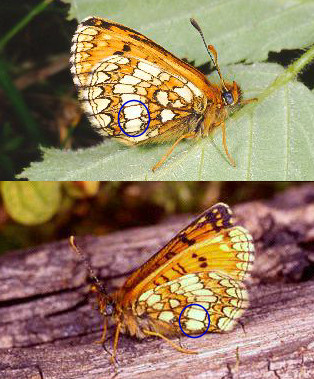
135 271 248 335
70 17 214 94
118 203 254 306
70 17 217 143
124 203 254 336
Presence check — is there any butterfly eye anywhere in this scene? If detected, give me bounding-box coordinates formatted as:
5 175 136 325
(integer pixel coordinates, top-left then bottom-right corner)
105 303 114 316
222 91 234 105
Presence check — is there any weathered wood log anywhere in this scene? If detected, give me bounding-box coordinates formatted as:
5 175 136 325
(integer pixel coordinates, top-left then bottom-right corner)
0 183 314 378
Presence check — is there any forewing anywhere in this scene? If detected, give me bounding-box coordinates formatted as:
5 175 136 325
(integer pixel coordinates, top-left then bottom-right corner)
118 203 254 305
70 17 211 92
70 17 207 143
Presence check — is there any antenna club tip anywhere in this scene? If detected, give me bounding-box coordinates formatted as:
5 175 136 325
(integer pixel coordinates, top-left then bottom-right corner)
190 18 201 31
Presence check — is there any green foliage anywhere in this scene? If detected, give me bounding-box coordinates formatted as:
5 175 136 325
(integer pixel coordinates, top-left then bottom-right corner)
0 58 41 144
64 0 314 66
19 62 314 180
0 0 57 179
19 0 314 180
0 0 53 141
0 182 62 225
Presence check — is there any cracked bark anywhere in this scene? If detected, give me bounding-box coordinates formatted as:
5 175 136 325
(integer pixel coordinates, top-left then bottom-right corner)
0 184 314 379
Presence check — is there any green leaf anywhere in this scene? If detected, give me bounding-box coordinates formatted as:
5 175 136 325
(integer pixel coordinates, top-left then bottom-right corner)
0 182 62 225
63 0 314 66
22 0 313 180
18 62 314 180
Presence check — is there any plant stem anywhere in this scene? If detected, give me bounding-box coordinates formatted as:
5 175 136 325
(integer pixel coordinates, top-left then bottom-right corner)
0 58 43 143
259 44 314 101
231 44 314 122
0 0 53 52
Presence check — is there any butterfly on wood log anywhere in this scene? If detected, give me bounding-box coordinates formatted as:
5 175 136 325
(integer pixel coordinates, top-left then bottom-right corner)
70 203 254 363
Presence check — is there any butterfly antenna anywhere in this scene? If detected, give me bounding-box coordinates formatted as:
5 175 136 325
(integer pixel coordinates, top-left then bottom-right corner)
69 236 107 295
190 18 228 92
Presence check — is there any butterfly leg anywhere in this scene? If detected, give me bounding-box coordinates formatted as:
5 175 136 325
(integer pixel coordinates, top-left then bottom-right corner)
178 334 189 351
110 322 121 366
240 97 258 105
152 132 196 172
101 337 120 374
219 95 257 167
143 329 198 354
221 121 236 167
95 318 107 344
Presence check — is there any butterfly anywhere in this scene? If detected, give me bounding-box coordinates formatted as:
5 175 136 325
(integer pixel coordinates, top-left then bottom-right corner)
70 202 254 364
70 17 256 171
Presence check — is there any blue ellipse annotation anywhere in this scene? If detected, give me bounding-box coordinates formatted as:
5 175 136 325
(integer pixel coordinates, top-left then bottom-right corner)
179 303 210 338
118 100 150 137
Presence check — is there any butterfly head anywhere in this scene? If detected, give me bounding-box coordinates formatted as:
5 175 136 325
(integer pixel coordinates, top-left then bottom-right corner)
190 18 242 108
221 81 242 107
92 285 115 316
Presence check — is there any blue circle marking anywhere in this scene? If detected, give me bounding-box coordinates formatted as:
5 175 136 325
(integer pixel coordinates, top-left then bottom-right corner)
118 100 150 137
179 304 210 338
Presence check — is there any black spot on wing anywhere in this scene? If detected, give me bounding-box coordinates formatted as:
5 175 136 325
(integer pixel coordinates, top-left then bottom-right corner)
156 112 162 122
81 18 144 37
82 18 112 29
165 251 176 259
116 24 143 35
161 275 169 282
179 233 196 246
123 44 131 52
177 263 187 274
130 34 146 42
202 203 233 232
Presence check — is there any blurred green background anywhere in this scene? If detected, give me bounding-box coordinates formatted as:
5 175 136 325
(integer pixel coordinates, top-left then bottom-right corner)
0 0 102 180
0 181 303 255
0 0 313 180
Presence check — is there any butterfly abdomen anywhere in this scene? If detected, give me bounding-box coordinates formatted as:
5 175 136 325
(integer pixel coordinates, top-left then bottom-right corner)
118 306 177 339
